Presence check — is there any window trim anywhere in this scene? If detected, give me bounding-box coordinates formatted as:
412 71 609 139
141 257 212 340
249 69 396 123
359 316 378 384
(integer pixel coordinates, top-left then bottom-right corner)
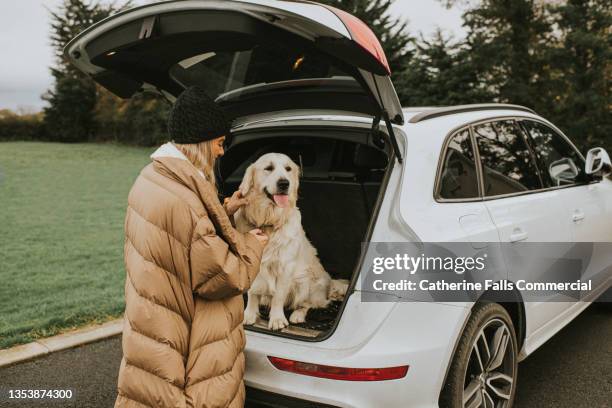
515 119 546 190
434 115 597 204
434 125 483 203
470 125 486 199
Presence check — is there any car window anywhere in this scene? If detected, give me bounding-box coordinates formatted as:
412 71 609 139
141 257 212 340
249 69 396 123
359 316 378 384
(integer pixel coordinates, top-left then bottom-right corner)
439 129 480 200
520 120 586 187
474 120 542 197
169 42 351 100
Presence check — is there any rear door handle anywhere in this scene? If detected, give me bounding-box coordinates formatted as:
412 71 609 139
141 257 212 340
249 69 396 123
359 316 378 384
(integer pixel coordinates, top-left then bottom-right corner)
509 228 528 243
572 210 585 223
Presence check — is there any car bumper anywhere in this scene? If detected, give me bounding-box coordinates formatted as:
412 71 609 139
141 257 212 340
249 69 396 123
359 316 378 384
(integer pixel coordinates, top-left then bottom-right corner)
246 386 341 408
244 301 469 408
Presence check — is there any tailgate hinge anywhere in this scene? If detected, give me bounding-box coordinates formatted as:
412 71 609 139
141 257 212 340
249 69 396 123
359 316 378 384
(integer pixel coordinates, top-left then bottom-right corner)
370 113 382 145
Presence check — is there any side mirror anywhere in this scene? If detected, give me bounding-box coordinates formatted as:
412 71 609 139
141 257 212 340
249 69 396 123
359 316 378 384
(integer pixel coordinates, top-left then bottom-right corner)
549 157 579 186
585 147 612 178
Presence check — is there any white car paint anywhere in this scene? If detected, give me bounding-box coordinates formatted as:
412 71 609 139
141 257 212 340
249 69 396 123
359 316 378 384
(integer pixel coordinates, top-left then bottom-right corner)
240 108 612 408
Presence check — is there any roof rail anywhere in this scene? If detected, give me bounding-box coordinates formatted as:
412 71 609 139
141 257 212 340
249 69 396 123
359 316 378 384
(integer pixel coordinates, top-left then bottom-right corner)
408 104 536 124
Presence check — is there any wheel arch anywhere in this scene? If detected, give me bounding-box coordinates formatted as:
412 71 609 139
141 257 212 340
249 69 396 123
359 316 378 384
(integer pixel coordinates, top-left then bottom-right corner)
479 287 527 352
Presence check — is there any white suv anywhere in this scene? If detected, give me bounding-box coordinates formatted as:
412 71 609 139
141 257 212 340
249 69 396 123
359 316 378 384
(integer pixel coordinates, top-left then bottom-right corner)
66 1 612 407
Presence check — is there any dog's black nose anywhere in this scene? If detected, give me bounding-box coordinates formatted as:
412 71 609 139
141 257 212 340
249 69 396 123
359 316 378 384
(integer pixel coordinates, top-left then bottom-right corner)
277 178 290 191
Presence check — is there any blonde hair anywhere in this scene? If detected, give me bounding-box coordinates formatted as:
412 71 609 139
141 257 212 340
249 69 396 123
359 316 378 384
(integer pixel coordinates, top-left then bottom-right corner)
174 140 217 190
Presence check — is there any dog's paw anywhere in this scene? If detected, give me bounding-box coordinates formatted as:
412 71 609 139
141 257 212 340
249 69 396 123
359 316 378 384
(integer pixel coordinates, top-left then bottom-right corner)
329 279 349 301
243 310 258 326
289 308 308 324
268 315 289 331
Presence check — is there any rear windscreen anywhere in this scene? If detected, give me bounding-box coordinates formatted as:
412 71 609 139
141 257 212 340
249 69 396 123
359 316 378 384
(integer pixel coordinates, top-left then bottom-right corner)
169 41 353 99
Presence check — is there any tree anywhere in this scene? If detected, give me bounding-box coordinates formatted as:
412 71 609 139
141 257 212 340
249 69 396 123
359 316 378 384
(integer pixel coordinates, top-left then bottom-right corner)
397 30 495 105
443 0 554 110
549 0 611 152
452 0 555 110
316 0 413 77
94 86 170 146
43 0 130 142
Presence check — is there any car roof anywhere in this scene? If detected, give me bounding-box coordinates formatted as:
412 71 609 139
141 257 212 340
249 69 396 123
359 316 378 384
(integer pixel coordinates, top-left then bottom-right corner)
401 104 536 124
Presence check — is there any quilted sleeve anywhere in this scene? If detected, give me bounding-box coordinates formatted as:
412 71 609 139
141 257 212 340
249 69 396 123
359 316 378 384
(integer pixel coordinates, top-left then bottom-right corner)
189 216 263 299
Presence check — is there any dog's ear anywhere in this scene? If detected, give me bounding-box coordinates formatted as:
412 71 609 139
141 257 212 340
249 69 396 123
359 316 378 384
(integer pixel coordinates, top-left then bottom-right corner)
239 163 255 196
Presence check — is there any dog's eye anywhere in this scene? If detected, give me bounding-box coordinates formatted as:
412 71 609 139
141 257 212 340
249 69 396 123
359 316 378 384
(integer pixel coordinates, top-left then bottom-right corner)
264 165 274 172
285 166 291 172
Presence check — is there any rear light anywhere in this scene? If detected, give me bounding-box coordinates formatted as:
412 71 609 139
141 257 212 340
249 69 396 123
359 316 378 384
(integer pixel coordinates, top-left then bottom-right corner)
325 6 391 75
267 356 408 381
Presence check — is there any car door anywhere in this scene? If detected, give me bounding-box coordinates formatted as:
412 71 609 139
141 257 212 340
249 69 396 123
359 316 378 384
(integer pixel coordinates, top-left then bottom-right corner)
474 119 573 333
435 126 499 247
520 119 612 293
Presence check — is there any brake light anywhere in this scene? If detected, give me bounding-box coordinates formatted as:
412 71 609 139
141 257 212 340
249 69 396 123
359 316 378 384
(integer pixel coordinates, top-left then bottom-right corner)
325 6 391 75
268 356 408 381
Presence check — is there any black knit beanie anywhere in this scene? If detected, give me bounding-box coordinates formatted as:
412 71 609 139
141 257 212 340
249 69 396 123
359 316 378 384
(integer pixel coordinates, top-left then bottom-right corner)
167 86 231 144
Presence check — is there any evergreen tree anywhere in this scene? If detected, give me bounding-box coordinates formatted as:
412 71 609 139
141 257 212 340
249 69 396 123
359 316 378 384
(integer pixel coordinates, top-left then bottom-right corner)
549 0 611 152
397 30 495 105
43 0 130 142
458 0 554 110
95 86 170 146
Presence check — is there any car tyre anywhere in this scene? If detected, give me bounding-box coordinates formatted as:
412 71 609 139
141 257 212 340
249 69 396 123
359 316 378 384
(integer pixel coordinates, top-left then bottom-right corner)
440 302 518 408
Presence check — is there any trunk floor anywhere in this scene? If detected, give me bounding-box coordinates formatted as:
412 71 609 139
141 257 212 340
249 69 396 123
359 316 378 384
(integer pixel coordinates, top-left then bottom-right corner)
254 301 343 338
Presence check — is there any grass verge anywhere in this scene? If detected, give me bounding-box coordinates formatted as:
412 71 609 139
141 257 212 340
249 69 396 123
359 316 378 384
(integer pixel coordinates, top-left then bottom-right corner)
0 141 152 349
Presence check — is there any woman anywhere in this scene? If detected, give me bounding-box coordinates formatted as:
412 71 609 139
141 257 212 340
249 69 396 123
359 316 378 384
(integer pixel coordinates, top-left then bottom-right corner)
115 86 267 408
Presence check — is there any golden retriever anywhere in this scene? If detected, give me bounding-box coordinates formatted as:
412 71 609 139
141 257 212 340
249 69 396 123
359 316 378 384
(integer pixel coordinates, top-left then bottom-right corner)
235 153 347 330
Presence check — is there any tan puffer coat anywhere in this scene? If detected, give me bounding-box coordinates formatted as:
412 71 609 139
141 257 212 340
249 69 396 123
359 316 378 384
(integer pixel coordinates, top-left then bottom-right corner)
115 143 263 408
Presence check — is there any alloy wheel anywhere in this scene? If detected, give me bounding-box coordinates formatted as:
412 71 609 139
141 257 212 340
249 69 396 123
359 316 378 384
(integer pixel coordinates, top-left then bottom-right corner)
462 318 516 408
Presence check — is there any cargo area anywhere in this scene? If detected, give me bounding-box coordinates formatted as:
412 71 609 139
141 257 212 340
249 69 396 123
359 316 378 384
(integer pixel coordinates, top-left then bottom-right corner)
220 126 391 339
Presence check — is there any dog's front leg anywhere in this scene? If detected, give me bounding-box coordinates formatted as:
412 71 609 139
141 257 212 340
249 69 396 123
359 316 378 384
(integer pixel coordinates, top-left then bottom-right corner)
243 292 260 325
268 272 292 331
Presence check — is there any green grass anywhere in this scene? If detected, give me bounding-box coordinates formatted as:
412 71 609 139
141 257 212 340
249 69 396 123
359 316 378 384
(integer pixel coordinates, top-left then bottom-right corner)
0 142 154 349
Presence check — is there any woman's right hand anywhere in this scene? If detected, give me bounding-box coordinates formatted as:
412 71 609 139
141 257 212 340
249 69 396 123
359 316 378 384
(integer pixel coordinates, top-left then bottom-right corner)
248 228 268 247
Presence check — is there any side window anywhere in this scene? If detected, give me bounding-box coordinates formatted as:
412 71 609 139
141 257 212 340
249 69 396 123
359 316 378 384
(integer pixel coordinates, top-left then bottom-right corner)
521 120 585 187
474 120 542 197
439 129 480 199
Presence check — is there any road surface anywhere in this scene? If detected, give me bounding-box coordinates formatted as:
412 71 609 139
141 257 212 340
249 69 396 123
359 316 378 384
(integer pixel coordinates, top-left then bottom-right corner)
1 304 610 407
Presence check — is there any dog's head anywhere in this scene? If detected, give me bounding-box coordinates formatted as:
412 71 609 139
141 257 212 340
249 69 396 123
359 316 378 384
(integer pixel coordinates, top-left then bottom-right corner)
239 153 300 210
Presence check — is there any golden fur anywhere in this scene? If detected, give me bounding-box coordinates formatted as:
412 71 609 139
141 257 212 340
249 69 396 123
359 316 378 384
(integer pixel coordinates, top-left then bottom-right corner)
235 153 347 330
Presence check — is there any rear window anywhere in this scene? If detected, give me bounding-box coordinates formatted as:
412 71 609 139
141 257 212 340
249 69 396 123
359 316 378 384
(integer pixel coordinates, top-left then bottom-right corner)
169 41 351 99
438 129 480 200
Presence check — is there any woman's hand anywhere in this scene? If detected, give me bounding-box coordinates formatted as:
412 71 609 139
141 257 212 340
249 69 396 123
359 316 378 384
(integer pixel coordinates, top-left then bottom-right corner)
224 190 248 216
248 228 269 247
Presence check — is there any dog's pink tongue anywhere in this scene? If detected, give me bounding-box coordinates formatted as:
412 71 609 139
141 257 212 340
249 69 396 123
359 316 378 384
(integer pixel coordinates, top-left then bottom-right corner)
273 194 290 208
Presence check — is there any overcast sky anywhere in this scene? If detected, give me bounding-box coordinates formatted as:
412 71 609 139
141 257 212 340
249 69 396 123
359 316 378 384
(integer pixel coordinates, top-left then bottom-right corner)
0 0 464 112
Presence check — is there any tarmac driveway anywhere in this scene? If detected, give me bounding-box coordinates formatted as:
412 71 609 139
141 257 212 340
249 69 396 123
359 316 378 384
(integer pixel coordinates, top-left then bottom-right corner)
0 303 610 408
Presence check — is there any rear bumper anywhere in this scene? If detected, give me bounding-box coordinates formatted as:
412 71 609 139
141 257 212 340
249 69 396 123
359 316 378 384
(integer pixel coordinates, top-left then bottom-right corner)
244 301 469 408
246 386 340 408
